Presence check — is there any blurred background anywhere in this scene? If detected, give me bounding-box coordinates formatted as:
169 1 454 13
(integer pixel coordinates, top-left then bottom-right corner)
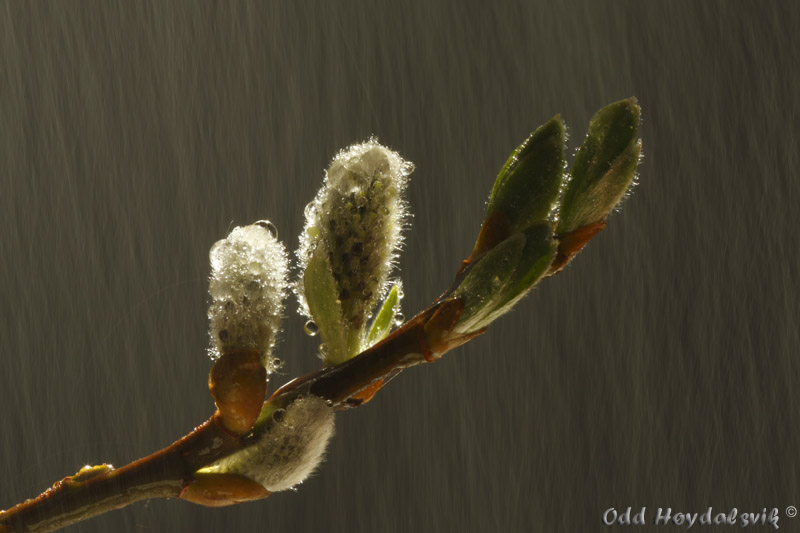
1 1 798 531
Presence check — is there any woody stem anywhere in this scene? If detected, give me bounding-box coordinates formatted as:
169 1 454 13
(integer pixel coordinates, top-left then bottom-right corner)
0 415 241 533
0 300 462 533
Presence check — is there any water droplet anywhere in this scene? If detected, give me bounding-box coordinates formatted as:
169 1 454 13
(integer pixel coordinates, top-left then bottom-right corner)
208 279 229 300
394 313 405 325
318 343 328 357
304 202 316 218
304 320 319 336
248 261 264 275
255 220 278 238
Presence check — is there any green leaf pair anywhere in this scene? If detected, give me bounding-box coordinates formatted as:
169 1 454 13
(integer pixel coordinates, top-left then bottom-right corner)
453 98 642 334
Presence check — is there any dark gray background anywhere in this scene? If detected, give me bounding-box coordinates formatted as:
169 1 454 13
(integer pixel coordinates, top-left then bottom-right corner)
2 1 798 531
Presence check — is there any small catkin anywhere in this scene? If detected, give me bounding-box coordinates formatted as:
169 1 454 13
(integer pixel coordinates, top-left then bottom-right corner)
198 396 335 492
297 139 412 339
207 222 289 372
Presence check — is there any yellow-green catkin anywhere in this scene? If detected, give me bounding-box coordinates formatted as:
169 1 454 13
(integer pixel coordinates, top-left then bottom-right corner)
297 139 412 364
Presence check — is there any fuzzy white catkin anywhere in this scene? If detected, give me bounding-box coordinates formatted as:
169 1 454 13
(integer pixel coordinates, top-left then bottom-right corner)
207 222 288 371
198 396 335 492
296 139 412 332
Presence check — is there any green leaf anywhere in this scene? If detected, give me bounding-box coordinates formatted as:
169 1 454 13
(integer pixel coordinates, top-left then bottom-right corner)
365 284 400 347
454 224 556 334
558 98 641 234
303 242 348 365
494 224 557 312
481 224 556 326
452 233 524 333
486 116 565 235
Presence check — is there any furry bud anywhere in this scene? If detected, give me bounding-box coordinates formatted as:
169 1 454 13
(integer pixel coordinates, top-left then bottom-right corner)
197 396 335 492
208 222 289 372
297 139 412 364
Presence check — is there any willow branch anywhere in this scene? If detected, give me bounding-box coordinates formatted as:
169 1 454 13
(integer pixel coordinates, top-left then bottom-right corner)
1 97 642 532
0 292 478 533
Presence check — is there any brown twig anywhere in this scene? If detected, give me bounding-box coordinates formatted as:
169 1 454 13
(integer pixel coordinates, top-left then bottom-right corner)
0 414 240 533
0 295 475 533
